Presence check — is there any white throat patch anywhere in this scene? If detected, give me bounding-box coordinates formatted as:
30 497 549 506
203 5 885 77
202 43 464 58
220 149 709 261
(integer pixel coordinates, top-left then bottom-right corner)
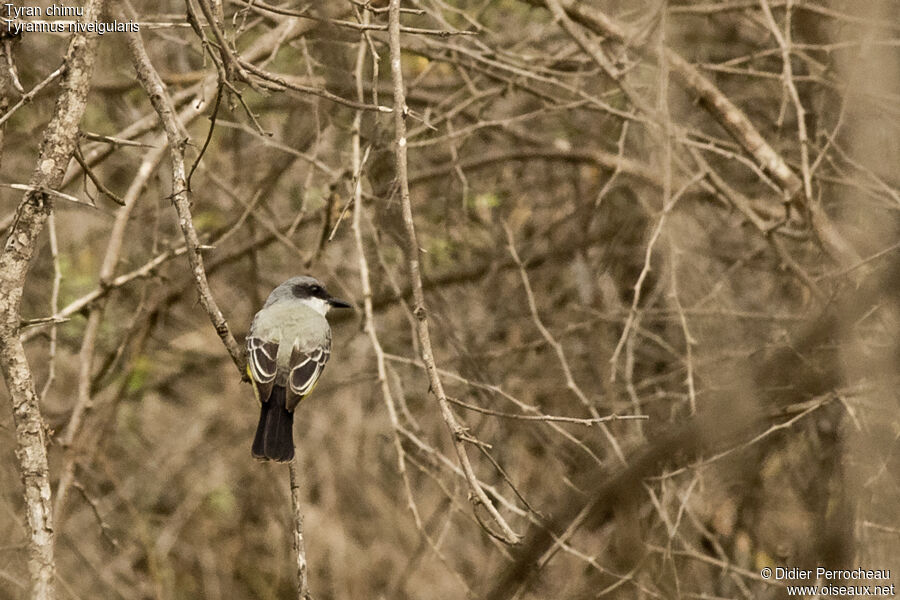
303 296 331 316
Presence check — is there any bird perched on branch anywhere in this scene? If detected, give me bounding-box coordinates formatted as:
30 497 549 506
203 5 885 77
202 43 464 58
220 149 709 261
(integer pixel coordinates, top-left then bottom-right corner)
246 276 351 462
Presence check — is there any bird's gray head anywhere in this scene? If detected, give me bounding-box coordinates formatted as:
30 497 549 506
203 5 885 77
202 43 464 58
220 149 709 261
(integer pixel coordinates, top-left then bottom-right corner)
264 276 351 315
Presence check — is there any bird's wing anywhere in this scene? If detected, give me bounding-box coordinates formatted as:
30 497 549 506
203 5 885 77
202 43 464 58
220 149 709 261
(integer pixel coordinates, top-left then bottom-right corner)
247 336 279 403
286 332 332 410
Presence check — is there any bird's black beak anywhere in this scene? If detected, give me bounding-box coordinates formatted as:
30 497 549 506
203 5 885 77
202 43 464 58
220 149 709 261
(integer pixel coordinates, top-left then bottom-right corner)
328 297 352 309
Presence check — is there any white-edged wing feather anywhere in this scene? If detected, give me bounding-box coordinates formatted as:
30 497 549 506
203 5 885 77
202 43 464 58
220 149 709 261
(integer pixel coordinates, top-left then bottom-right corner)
286 332 331 410
247 336 278 403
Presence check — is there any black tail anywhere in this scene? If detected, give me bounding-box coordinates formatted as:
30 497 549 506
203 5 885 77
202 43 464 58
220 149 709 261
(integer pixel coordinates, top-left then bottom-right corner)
252 385 295 462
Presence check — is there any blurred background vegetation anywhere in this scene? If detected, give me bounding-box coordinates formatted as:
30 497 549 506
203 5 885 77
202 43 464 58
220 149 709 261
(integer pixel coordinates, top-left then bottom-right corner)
1 0 899 598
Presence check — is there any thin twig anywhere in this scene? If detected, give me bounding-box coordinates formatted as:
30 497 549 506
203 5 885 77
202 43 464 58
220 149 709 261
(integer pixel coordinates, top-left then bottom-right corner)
230 0 475 36
21 242 189 343
0 183 93 207
446 395 648 425
288 461 312 600
80 130 155 147
72 481 119 550
382 351 607 466
608 173 706 381
759 0 812 203
0 64 65 128
237 58 393 113
186 81 224 191
38 212 61 404
72 143 126 206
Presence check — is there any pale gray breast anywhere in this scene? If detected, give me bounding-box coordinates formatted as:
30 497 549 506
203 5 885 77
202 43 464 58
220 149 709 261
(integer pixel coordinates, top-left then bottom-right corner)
250 299 332 373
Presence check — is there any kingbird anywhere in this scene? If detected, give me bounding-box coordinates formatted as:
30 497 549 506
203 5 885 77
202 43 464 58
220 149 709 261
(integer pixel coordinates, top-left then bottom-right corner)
247 276 350 462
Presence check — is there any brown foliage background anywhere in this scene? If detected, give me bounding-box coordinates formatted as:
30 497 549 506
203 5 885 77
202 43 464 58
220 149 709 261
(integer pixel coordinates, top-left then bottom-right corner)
1 0 899 598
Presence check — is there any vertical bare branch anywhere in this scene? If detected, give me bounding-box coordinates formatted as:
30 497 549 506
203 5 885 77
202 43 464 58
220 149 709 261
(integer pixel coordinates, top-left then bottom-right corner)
387 0 520 544
349 20 468 590
288 461 311 600
124 19 243 372
37 213 60 404
0 2 106 598
0 19 14 168
351 9 421 534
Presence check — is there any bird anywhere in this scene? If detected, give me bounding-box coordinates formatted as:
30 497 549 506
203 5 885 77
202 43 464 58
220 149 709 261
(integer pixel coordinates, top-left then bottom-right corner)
246 276 351 462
